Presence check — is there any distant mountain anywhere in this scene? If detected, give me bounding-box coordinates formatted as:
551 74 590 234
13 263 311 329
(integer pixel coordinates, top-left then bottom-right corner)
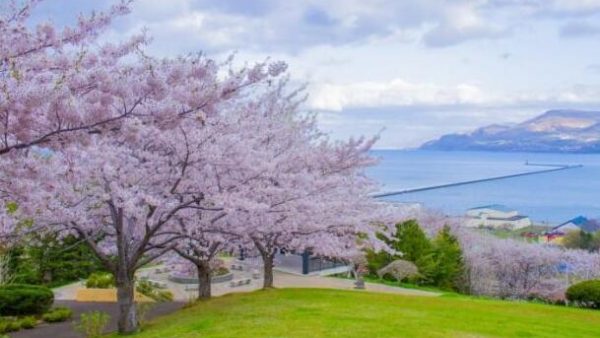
421 110 600 153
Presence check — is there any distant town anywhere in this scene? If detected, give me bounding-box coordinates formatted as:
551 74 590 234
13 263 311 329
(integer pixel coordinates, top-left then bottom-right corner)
465 204 600 247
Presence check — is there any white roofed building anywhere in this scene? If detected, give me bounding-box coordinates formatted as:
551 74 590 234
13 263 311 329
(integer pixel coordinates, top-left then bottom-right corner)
465 204 532 230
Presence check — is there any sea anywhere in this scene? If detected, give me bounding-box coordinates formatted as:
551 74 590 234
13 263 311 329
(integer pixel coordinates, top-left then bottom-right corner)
368 150 600 225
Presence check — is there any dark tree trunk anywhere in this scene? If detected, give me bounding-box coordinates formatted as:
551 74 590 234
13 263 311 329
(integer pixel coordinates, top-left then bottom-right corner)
116 271 138 334
262 253 274 289
196 262 212 300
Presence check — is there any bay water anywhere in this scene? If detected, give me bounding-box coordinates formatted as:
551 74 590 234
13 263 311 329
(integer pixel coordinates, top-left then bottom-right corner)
368 150 600 225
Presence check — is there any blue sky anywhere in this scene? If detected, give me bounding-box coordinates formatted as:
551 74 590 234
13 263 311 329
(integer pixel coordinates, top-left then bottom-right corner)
27 0 600 148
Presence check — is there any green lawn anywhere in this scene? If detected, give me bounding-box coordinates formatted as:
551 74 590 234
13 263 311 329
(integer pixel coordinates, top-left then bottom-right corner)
122 288 600 338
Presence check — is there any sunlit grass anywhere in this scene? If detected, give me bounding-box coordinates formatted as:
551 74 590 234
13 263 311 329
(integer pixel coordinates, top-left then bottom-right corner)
114 288 600 338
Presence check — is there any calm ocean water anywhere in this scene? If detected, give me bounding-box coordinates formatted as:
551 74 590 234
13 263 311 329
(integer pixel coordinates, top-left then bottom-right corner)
368 150 600 225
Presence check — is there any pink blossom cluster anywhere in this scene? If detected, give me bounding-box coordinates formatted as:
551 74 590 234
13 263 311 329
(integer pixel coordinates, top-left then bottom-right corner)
413 210 600 300
0 1 398 332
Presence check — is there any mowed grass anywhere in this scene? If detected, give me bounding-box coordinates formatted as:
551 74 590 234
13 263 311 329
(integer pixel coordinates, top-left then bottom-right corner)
122 288 600 338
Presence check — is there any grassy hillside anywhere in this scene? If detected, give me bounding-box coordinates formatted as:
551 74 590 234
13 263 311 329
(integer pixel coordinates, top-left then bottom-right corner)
118 288 600 338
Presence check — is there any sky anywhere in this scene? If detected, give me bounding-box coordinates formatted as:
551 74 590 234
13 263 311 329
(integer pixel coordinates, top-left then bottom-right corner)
25 0 600 148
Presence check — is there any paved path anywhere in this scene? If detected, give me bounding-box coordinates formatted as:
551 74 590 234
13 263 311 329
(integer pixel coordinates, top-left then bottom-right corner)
22 261 438 338
11 300 184 338
274 272 439 296
53 261 439 302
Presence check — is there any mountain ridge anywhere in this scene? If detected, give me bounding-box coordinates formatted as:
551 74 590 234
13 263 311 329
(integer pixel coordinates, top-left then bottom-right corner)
421 109 600 153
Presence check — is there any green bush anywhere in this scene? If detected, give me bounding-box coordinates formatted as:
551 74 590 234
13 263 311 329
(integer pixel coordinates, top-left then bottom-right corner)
156 289 174 301
86 272 115 289
19 316 37 329
0 321 9 334
0 319 21 333
213 266 230 276
0 284 54 316
74 311 110 338
136 279 173 302
43 306 73 323
566 280 600 309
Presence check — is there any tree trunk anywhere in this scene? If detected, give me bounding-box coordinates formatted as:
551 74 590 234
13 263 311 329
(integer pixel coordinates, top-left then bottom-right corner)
262 254 274 289
116 273 138 334
196 262 212 300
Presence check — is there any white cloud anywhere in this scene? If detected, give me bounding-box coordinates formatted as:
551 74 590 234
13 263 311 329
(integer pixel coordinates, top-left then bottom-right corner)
551 0 600 14
559 21 600 37
30 0 600 148
121 0 518 54
308 80 487 111
423 1 509 47
307 80 600 112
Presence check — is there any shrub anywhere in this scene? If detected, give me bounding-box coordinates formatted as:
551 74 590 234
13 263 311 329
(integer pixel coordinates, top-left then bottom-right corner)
0 319 21 333
136 302 154 328
0 284 53 316
213 266 229 276
376 259 420 282
74 311 110 338
155 289 174 302
0 321 9 334
136 279 173 302
566 280 600 309
86 272 114 289
43 306 73 323
19 316 37 329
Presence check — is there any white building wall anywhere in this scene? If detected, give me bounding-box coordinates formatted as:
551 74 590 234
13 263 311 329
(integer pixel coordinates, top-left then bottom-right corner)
466 209 518 219
464 215 532 229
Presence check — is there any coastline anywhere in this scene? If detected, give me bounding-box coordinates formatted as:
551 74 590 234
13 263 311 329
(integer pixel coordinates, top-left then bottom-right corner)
369 150 600 224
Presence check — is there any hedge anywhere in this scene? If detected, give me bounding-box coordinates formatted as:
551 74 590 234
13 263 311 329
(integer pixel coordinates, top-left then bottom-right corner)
0 284 54 316
86 272 115 289
43 306 73 323
566 280 600 309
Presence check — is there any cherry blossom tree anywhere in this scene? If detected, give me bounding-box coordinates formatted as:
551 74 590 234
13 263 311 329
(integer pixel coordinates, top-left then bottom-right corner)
0 0 140 240
8 50 287 333
0 0 287 240
34 126 207 333
171 213 234 299
412 209 600 300
0 0 138 153
164 79 399 293
2 1 400 332
213 81 398 289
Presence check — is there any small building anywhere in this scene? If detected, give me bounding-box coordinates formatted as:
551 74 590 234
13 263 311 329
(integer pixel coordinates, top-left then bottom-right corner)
465 204 532 229
274 250 350 276
552 216 600 234
543 216 600 244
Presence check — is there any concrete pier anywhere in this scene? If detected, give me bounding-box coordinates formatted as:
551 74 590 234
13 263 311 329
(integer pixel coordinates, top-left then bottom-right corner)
373 163 583 198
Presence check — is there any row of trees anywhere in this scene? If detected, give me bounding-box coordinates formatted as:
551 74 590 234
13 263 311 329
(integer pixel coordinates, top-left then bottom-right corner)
5 234 103 287
370 215 600 301
0 1 397 334
410 212 600 301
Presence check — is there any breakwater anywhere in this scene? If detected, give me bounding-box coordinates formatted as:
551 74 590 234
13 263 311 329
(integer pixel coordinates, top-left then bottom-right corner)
373 163 583 198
